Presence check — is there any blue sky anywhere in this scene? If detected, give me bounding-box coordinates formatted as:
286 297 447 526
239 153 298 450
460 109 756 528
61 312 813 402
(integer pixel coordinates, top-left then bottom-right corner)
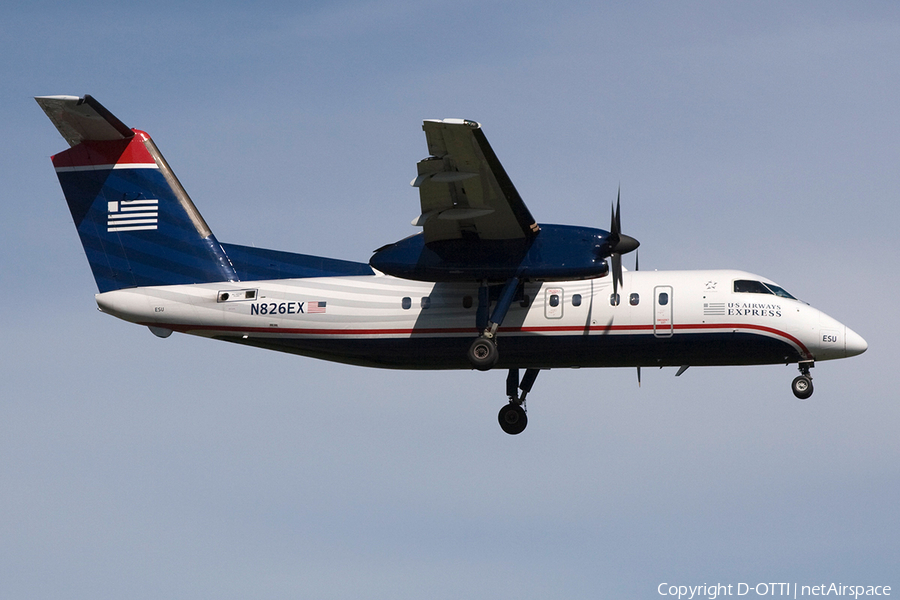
2 2 898 598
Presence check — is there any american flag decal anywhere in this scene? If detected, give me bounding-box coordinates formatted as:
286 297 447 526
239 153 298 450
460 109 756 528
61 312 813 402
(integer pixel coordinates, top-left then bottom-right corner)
703 302 726 316
107 199 158 232
307 301 327 313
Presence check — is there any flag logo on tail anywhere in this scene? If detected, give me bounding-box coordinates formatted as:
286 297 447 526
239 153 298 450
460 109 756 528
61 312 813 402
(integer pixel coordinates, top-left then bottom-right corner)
107 199 158 232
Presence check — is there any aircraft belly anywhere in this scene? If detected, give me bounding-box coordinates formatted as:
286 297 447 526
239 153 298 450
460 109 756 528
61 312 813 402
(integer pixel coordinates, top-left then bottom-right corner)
217 329 803 370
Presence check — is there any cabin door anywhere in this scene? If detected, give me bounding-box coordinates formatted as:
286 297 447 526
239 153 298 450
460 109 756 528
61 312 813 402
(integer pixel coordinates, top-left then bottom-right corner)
654 285 673 337
544 287 563 319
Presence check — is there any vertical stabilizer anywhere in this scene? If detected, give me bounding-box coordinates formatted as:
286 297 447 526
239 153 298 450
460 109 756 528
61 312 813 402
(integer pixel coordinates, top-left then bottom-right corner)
37 95 238 292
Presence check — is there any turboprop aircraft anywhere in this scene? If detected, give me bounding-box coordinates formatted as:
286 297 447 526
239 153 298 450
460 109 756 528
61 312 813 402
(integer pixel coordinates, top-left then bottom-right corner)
37 95 867 434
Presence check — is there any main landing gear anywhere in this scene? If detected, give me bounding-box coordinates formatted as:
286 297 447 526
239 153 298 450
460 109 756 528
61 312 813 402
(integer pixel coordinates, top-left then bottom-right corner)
468 277 520 371
499 368 539 435
468 336 498 370
463 279 540 434
791 361 814 400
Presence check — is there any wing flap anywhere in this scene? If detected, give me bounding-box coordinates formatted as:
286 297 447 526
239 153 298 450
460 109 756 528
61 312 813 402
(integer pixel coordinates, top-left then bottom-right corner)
413 120 538 243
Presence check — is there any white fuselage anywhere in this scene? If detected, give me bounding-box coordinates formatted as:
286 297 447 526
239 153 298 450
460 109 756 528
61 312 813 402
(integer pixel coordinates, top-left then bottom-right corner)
94 268 866 370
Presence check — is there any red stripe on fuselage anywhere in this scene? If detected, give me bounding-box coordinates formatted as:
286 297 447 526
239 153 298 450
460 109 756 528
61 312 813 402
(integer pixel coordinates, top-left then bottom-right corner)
673 322 809 356
146 321 809 356
508 322 809 356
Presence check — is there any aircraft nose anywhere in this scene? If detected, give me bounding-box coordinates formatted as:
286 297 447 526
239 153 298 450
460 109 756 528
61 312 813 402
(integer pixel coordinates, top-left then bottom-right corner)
844 326 868 357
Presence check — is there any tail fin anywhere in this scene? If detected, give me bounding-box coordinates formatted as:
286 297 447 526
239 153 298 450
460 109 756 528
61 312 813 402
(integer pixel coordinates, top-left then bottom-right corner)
36 95 238 293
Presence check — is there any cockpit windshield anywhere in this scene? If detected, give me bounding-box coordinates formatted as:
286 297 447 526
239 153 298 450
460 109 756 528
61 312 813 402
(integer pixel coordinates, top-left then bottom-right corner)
765 283 796 299
733 279 796 300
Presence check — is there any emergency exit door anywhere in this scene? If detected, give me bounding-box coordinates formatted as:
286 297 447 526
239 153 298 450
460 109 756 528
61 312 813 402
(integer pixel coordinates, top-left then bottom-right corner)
544 287 563 319
654 285 673 337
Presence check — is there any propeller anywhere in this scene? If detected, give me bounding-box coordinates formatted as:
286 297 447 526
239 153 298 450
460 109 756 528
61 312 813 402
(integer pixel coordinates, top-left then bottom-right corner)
606 188 640 301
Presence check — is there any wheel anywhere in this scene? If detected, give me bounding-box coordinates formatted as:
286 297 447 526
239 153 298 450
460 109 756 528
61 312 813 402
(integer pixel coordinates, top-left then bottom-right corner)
498 403 527 435
792 375 814 400
468 336 498 371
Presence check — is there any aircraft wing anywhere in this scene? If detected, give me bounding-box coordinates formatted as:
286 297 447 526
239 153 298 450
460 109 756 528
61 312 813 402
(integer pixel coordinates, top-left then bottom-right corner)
412 119 540 244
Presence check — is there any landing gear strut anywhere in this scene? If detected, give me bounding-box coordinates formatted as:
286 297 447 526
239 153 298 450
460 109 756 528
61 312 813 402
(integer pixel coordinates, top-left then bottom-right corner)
468 277 520 371
792 361 814 400
499 368 539 435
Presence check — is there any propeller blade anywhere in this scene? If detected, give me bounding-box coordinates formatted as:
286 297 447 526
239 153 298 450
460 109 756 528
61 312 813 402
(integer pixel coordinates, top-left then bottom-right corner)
611 251 622 300
609 203 619 241
606 196 639 254
605 189 640 304
635 249 639 272
615 189 622 236
637 366 642 387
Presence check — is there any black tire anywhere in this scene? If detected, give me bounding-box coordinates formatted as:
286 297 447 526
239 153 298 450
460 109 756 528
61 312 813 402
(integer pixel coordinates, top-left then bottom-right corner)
468 337 498 371
792 375 814 400
498 403 527 435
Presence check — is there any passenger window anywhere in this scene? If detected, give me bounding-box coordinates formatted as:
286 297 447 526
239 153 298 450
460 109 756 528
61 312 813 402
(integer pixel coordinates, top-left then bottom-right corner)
462 295 473 309
420 297 431 309
549 294 560 307
630 293 640 306
520 294 530 308
572 294 582 307
658 292 669 306
401 297 411 310
610 293 620 306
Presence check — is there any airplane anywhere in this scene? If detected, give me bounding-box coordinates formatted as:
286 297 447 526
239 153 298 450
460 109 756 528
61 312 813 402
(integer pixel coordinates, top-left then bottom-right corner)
36 95 867 435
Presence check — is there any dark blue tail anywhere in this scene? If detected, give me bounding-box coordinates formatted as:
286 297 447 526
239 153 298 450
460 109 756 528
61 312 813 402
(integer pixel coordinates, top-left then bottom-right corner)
37 95 238 293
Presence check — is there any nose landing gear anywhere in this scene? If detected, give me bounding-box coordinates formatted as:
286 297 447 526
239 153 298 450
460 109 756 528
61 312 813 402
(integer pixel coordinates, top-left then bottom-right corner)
498 403 527 435
792 361 814 400
499 368 539 435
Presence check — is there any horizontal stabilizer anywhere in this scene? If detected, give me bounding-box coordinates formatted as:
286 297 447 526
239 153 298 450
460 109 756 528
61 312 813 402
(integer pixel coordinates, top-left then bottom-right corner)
38 94 372 292
38 94 239 292
35 95 133 147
